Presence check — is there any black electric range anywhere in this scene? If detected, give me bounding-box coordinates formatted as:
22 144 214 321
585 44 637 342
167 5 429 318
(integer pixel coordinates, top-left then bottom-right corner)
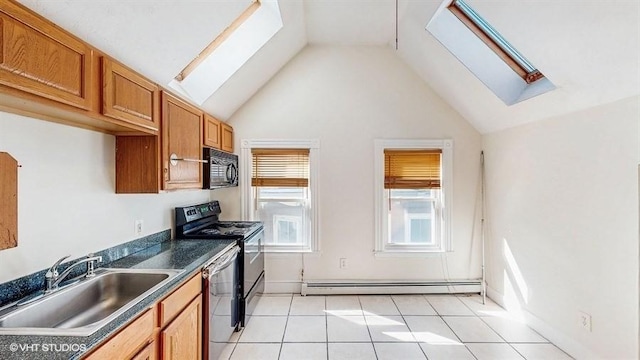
174 201 264 329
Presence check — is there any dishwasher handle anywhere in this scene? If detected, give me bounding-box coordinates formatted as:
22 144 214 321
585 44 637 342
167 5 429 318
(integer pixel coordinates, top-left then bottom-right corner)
202 246 240 279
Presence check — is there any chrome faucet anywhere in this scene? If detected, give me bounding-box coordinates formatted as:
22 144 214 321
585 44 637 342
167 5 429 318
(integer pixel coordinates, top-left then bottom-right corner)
45 254 103 293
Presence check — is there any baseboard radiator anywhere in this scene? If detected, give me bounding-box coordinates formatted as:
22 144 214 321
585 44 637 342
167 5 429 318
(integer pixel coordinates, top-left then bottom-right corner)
301 280 482 296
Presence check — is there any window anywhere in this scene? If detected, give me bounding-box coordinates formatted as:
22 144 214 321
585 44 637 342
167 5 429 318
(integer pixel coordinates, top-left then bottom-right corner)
448 0 544 84
241 140 319 252
426 0 555 105
168 0 283 105
273 215 303 244
374 140 452 254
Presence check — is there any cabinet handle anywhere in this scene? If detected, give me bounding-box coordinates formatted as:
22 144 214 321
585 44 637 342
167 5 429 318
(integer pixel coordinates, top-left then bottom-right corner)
169 153 207 166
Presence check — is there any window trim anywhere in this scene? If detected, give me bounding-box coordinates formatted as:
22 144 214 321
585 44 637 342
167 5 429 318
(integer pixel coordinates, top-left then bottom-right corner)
241 139 320 253
374 139 453 254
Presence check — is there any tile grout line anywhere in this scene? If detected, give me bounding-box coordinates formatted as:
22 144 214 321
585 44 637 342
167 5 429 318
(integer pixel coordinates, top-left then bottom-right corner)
427 295 478 360
242 293 574 360
459 294 560 359
325 296 329 360
277 294 295 359
357 295 378 359
390 295 428 359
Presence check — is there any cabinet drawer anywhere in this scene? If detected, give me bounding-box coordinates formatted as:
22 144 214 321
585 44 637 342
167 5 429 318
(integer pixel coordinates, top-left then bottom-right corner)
130 341 157 360
84 308 155 360
159 274 201 327
0 2 92 110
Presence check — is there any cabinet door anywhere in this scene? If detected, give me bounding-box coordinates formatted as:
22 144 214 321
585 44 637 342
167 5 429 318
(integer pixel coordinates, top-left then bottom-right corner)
161 295 202 360
84 309 155 360
221 123 233 153
102 57 159 131
162 92 203 190
203 114 221 149
0 2 92 109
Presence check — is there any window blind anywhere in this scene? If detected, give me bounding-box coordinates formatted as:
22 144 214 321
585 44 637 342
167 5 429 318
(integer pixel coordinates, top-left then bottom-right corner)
252 149 310 187
384 149 442 189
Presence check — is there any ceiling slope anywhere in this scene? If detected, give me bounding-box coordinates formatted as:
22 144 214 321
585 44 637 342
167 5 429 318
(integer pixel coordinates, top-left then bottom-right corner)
201 1 307 120
305 0 396 45
13 0 640 132
15 0 306 121
397 0 640 133
16 0 254 86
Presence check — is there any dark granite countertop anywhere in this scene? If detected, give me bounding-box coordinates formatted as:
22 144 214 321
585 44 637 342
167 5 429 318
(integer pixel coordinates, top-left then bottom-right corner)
0 232 235 360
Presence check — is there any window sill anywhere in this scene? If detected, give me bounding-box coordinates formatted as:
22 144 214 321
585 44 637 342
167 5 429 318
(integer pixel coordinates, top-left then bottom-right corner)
264 250 322 258
374 251 448 258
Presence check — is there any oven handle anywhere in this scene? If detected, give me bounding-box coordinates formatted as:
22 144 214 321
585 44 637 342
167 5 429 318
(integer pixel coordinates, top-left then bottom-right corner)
202 246 239 279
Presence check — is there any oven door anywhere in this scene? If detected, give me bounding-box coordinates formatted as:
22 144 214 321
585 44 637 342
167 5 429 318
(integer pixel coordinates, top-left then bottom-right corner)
243 230 264 298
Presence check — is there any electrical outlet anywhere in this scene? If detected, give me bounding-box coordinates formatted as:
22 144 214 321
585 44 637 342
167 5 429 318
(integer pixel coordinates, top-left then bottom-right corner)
134 220 143 236
579 311 592 332
339 258 347 269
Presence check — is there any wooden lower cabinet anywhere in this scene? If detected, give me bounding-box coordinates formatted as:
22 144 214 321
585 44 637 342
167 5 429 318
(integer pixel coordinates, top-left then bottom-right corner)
84 308 155 360
161 295 202 360
131 342 157 360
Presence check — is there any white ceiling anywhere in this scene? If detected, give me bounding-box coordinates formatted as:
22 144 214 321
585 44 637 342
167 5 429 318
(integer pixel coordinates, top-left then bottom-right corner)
15 0 640 133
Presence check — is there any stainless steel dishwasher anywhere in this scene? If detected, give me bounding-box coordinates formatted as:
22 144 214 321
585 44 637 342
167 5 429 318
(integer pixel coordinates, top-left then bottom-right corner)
202 245 240 360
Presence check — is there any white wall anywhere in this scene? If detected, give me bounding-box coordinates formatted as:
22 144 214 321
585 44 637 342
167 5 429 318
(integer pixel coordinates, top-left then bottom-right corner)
483 96 639 359
0 111 211 283
215 45 483 291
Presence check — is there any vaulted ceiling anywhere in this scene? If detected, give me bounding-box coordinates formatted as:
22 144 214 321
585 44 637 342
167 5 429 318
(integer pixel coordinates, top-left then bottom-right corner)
16 0 640 133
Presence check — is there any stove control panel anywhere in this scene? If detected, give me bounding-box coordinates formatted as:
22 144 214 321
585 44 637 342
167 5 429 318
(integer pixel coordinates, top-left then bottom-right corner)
176 201 221 226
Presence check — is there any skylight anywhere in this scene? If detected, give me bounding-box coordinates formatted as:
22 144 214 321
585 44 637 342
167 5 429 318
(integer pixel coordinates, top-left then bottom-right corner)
426 0 555 105
168 0 283 105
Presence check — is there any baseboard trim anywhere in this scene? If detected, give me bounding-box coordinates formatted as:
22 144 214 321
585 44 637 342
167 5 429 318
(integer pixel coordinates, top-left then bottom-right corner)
486 286 599 360
301 280 482 295
264 281 301 294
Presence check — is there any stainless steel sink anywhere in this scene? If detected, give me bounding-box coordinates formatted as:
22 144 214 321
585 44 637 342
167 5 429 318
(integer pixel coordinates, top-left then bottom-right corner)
0 268 182 336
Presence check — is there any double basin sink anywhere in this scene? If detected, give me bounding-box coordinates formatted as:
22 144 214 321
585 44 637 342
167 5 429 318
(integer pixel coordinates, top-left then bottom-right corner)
0 268 182 336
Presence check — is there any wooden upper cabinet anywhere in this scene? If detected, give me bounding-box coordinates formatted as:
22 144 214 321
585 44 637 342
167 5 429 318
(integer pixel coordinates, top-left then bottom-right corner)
221 122 234 153
0 1 92 110
162 92 203 190
101 57 159 132
161 296 202 360
115 136 160 194
203 114 222 149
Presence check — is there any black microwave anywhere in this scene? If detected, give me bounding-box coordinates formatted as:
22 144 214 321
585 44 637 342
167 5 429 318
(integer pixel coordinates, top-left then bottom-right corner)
203 148 238 189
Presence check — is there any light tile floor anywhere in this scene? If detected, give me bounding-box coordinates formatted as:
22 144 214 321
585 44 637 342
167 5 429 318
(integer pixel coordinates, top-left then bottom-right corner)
219 294 573 360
